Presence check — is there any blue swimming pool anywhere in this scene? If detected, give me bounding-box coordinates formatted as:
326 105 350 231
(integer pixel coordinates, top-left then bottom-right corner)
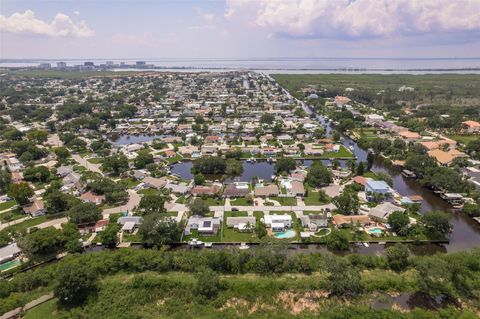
274 229 296 239
0 259 21 272
367 227 384 235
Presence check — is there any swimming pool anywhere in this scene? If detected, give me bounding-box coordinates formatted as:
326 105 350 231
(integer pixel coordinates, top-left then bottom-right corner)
274 229 296 239
367 227 384 235
0 259 21 272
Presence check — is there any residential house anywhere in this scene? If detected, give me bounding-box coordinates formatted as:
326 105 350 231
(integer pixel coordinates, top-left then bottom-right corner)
56 165 73 177
398 130 421 141
184 215 221 236
333 214 371 227
254 184 279 197
191 184 221 197
80 191 106 205
143 176 168 189
94 220 109 232
226 216 256 232
462 120 480 134
23 199 46 217
263 214 292 231
223 183 250 198
0 243 21 265
117 216 143 234
365 180 392 201
368 202 406 222
299 214 328 232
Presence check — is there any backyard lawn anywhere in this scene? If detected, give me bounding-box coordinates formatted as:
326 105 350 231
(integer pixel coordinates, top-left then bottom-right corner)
0 200 16 211
230 197 250 206
448 134 478 145
322 145 354 158
222 211 263 242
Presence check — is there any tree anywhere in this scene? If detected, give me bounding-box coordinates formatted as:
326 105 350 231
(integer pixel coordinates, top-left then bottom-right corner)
54 260 98 307
8 182 34 205
99 223 120 247
326 230 350 251
138 194 166 215
17 227 66 259
306 162 332 187
332 190 359 215
260 113 275 124
366 152 374 171
101 155 129 176
405 154 437 178
54 147 70 162
23 165 50 183
275 157 296 174
139 213 182 246
192 156 226 175
421 211 452 239
386 244 410 271
194 173 205 185
226 159 244 176
332 130 340 142
68 202 102 225
66 137 87 152
0 168 11 194
387 211 410 236
189 198 210 216
255 222 267 239
44 191 79 214
194 268 222 300
465 139 480 159
134 150 153 169
26 130 48 143
356 162 365 176
327 259 364 297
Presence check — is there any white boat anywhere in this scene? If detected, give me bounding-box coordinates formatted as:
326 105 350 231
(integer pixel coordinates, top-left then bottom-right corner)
188 238 204 247
363 242 370 247
378 241 386 245
204 242 213 248
349 145 354 151
239 243 250 250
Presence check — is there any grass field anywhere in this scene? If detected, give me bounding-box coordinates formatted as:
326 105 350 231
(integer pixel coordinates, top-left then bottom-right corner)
447 134 478 145
0 200 16 211
268 196 297 206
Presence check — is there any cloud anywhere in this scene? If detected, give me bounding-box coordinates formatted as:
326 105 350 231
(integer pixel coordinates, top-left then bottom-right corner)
225 0 480 39
74 11 80 16
0 10 94 38
195 8 216 22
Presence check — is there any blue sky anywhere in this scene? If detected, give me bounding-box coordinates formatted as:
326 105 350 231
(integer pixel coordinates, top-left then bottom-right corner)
1 0 480 59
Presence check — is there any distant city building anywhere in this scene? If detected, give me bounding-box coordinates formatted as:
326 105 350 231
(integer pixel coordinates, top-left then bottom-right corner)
38 63 51 69
84 61 95 67
106 61 114 66
56 62 67 68
136 61 146 68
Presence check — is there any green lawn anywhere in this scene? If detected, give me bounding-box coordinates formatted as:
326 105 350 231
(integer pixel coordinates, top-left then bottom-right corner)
0 208 25 223
123 233 142 243
304 191 330 206
165 154 183 164
448 134 478 145
0 200 16 211
87 158 103 164
363 171 378 179
183 229 221 243
222 211 262 242
2 215 49 233
117 178 141 189
23 299 59 319
201 197 225 206
268 196 297 206
322 145 354 158
136 188 162 196
230 197 250 206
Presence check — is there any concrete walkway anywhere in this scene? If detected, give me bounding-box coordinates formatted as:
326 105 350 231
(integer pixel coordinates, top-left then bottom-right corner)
30 217 68 230
0 216 30 231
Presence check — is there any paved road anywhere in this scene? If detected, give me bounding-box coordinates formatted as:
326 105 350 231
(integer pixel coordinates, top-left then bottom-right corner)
71 154 104 176
165 203 336 213
103 189 141 217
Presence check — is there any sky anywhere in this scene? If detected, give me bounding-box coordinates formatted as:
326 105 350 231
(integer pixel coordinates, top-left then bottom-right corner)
1 0 480 59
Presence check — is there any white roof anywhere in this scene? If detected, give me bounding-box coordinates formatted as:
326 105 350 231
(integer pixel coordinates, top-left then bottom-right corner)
264 214 292 224
271 222 285 229
122 221 136 231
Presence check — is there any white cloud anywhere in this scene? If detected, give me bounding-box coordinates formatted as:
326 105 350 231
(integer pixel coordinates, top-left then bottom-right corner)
0 10 94 38
195 8 216 22
225 0 480 39
74 11 80 16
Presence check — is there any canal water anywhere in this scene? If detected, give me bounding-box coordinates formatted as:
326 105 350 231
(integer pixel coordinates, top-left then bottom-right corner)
171 101 480 253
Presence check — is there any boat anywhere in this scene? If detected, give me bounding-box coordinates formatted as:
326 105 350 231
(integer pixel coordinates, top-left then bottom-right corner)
348 145 354 151
204 242 213 248
378 241 386 245
239 243 250 250
363 242 370 247
188 238 204 247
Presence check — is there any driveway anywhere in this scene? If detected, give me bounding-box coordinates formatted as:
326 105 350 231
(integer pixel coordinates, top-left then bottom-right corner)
103 190 141 217
72 154 104 176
